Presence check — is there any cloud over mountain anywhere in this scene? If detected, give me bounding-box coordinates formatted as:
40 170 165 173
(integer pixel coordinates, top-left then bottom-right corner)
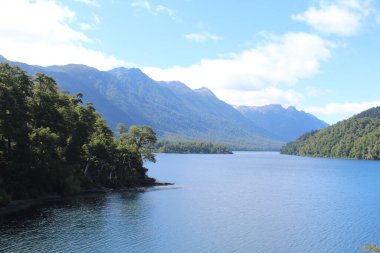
143 32 333 106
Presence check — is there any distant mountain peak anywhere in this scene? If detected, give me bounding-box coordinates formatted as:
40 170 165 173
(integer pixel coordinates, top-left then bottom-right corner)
108 66 128 73
237 103 328 141
158 80 192 93
237 104 285 113
108 67 154 83
47 64 98 72
0 55 6 61
108 67 143 75
267 104 283 108
194 87 215 97
287 106 297 111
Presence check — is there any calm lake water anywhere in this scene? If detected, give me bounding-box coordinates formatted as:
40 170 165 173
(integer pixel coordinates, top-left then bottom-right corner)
1 152 380 252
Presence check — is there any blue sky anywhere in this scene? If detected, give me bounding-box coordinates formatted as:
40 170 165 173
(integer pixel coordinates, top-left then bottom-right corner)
1 0 380 124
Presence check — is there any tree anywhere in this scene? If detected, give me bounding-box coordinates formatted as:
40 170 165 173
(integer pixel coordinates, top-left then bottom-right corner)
113 124 157 186
127 125 157 162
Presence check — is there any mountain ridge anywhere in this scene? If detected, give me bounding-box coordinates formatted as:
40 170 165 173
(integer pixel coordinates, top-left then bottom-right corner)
237 104 328 141
0 56 328 150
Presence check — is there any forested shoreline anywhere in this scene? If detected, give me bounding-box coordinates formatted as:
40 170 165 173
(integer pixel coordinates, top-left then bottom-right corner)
155 141 232 154
0 63 158 206
281 107 380 160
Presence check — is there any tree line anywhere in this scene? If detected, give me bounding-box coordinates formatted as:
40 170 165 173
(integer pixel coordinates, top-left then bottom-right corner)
155 141 232 154
0 63 157 206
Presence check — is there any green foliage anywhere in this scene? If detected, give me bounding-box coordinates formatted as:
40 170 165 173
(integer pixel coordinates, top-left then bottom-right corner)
281 107 380 160
155 141 232 154
355 106 380 119
0 63 158 205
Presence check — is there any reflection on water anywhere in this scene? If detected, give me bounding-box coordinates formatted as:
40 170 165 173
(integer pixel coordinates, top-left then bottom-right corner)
1 152 380 253
0 193 150 252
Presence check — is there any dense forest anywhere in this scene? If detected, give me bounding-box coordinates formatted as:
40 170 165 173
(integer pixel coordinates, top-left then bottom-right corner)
281 106 380 160
0 63 158 206
155 141 232 154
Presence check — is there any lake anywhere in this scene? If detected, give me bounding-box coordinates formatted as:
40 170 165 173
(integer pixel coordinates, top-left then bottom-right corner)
1 152 380 252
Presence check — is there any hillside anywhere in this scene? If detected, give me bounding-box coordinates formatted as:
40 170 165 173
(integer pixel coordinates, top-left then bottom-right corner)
237 104 328 141
281 106 380 160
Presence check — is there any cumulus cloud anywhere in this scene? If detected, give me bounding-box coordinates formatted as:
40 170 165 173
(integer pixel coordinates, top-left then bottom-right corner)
184 32 222 43
0 0 125 70
143 32 333 106
292 0 371 36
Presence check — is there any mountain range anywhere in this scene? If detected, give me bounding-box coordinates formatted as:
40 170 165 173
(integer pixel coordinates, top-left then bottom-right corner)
236 104 329 141
0 55 328 150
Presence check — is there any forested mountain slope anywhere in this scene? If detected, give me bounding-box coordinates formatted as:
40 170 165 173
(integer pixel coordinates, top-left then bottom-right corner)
281 106 380 160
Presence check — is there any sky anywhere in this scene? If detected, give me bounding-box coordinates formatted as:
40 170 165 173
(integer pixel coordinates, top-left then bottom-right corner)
1 0 380 124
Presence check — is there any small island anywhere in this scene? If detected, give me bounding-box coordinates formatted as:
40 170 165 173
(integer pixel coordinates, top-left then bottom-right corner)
155 141 232 154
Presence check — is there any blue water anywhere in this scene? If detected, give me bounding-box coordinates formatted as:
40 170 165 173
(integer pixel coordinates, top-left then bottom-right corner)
1 152 380 252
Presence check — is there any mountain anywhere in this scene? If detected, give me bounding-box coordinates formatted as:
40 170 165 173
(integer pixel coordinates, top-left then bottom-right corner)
0 56 327 150
237 104 329 141
0 56 283 150
281 106 380 160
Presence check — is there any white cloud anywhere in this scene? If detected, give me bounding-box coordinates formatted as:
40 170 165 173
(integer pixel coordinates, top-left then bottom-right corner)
79 14 101 30
216 88 303 108
74 0 99 7
184 32 222 43
131 1 177 19
305 100 380 117
0 0 124 70
79 22 92 30
131 0 150 10
155 5 175 17
292 0 371 36
143 32 333 106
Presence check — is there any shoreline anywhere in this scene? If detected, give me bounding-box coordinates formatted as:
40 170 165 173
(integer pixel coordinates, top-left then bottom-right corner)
0 182 174 219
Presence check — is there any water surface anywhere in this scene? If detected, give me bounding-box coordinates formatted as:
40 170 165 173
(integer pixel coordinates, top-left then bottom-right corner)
1 152 380 252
